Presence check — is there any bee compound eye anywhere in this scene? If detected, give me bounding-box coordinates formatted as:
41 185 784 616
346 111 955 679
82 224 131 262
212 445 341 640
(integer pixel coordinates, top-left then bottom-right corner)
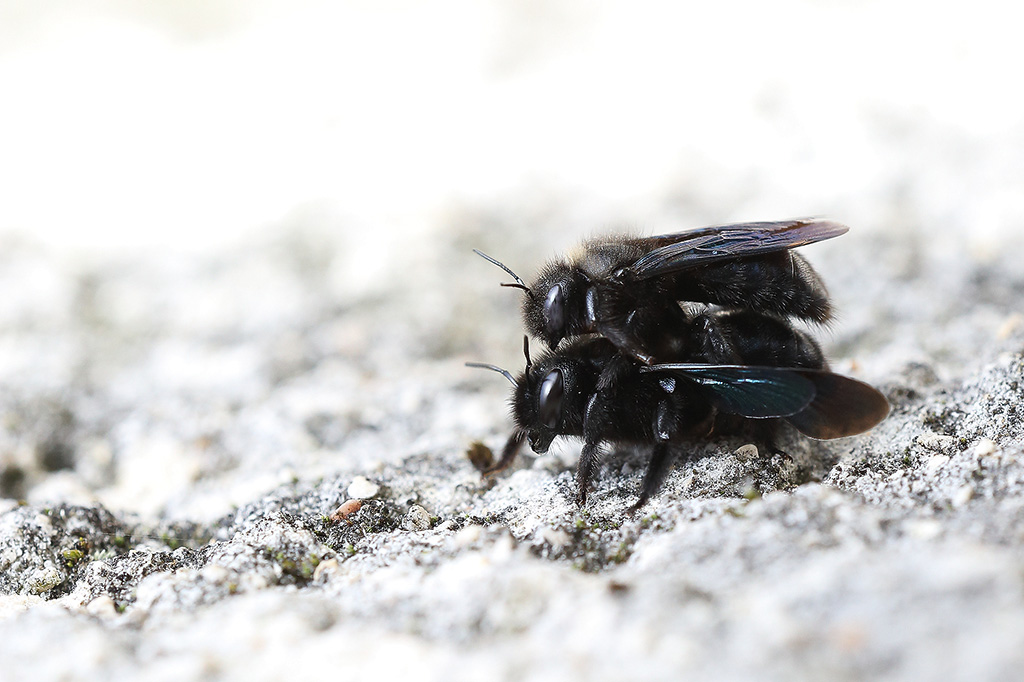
537 369 564 429
544 284 565 341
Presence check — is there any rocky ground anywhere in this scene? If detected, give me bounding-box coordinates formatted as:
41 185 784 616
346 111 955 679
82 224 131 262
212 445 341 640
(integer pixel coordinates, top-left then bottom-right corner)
1 206 1023 681
3 3 1024 681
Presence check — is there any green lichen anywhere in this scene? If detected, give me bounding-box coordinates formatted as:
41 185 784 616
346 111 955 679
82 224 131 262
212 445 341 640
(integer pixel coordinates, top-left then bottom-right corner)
62 548 84 567
161 534 183 551
560 514 637 572
609 542 630 564
264 547 323 584
725 504 747 518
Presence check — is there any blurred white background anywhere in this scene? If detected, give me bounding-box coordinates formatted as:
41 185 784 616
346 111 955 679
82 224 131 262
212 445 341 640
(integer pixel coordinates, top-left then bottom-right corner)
1 0 1021 258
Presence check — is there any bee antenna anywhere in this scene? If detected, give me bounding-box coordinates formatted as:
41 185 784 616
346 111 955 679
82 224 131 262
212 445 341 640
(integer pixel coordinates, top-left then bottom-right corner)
465 362 517 387
473 249 536 301
522 335 532 373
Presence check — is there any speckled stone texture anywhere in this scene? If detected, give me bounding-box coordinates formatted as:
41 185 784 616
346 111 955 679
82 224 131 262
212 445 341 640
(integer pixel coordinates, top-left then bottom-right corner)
3 210 1023 681
3 3 1024 681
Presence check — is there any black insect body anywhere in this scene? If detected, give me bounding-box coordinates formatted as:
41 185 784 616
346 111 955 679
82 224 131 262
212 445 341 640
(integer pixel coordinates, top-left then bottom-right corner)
469 311 889 510
475 218 846 363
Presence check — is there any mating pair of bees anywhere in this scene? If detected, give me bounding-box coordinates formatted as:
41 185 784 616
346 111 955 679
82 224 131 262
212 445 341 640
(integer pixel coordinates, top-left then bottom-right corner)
468 219 889 510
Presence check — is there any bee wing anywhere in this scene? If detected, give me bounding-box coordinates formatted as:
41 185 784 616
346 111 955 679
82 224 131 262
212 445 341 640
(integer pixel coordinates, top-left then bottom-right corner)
627 218 848 280
784 372 890 439
644 364 817 418
646 364 890 436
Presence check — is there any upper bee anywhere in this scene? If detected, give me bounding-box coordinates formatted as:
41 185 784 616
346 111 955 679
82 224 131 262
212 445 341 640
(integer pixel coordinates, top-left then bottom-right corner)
477 218 848 362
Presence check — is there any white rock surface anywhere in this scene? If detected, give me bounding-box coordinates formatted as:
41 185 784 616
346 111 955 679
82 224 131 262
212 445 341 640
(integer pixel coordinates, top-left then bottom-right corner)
2 3 1024 682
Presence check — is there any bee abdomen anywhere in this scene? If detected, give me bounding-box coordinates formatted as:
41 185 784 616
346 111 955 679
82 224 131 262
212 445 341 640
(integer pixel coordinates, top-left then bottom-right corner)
671 252 833 323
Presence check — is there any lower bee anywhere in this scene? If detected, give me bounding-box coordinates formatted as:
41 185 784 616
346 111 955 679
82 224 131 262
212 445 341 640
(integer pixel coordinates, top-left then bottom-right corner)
468 310 889 510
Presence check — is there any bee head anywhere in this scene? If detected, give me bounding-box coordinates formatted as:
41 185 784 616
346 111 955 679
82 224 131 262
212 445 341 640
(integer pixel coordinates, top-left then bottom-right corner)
510 337 575 455
470 337 604 461
472 249 589 351
517 366 562 453
468 336 563 454
522 261 590 351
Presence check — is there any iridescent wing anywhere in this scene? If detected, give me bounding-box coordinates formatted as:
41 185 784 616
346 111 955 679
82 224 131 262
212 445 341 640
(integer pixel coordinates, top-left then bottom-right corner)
627 218 847 280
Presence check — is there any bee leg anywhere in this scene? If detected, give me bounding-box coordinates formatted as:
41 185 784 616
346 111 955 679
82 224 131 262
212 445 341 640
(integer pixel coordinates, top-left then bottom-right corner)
575 355 634 505
483 430 525 476
629 442 673 514
575 442 601 507
595 320 653 365
576 397 605 506
766 440 789 461
744 420 788 461
629 399 677 513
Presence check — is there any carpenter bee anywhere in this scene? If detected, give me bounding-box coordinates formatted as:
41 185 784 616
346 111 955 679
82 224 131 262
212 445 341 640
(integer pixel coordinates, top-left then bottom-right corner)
467 310 889 510
475 218 845 363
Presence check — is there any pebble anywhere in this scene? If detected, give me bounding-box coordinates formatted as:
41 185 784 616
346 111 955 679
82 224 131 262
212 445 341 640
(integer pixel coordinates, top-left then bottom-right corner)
917 433 955 453
538 527 571 551
952 485 974 508
734 444 758 461
1 548 17 571
85 595 118 618
904 519 942 540
974 438 998 457
347 476 380 500
454 524 483 548
925 454 950 473
201 564 230 584
330 499 362 521
27 566 63 594
490 531 515 561
402 504 432 531
996 312 1022 340
313 558 340 582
